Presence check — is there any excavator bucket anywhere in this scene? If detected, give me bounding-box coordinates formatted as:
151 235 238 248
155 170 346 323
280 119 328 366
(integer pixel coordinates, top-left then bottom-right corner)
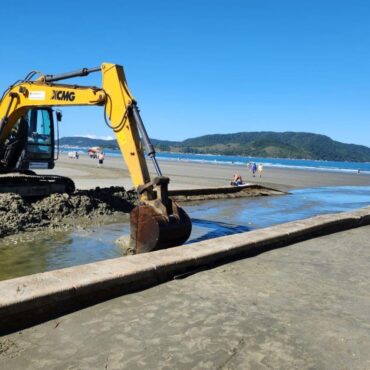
129 201 192 254
128 177 191 254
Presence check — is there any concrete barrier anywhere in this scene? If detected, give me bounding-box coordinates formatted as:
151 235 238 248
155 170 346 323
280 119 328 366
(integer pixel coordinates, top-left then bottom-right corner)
1 206 370 334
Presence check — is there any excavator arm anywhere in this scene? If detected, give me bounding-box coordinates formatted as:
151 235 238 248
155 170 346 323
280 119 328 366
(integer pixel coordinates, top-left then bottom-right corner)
0 63 191 253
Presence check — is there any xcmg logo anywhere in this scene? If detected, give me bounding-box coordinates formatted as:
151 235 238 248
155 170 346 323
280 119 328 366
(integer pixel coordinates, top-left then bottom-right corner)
51 90 75 101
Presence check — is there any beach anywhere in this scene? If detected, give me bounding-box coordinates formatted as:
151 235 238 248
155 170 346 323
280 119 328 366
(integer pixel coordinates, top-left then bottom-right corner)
42 153 370 191
0 152 368 280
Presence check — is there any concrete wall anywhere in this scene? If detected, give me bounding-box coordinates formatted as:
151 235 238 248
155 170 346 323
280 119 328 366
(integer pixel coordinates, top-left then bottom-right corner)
1 206 369 334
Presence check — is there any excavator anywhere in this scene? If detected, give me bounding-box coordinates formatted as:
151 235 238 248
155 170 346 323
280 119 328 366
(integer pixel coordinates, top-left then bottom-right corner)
0 63 192 253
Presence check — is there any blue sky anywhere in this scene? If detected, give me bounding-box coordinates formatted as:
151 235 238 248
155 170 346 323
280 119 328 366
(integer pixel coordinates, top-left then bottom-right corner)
1 0 370 146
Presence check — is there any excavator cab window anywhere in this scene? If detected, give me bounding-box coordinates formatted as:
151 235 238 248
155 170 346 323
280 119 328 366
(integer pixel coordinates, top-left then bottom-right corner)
24 108 55 168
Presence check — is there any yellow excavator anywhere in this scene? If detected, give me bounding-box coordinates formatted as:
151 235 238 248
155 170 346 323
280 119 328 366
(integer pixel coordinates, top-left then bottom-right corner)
0 62 192 253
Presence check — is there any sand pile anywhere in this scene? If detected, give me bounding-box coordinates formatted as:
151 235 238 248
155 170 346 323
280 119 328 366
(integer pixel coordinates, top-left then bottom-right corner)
0 187 137 237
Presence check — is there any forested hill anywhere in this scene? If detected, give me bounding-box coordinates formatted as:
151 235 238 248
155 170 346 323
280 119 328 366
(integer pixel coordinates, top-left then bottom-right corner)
59 132 370 162
59 136 118 149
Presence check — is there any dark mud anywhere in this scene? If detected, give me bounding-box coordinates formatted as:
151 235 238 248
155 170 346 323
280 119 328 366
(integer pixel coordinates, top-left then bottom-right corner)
169 185 285 202
0 185 285 238
0 187 137 237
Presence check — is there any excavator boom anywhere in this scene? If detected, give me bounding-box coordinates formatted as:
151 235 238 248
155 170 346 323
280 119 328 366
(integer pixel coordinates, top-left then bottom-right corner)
0 63 192 253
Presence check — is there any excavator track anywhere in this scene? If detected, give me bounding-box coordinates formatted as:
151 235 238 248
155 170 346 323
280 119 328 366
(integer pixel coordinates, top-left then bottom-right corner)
0 173 75 198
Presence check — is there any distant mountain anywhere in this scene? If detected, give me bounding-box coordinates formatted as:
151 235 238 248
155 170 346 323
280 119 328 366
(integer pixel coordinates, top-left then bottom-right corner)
59 132 370 162
59 136 117 149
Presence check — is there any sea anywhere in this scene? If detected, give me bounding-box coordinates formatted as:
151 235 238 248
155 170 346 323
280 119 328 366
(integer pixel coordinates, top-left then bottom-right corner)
62 147 370 174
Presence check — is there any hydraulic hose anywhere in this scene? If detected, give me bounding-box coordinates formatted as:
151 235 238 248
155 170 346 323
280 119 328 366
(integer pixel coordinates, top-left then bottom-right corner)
131 103 162 177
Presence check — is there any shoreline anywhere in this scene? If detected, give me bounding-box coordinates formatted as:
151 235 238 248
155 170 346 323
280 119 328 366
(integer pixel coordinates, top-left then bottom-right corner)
154 153 370 174
40 153 370 192
61 147 370 174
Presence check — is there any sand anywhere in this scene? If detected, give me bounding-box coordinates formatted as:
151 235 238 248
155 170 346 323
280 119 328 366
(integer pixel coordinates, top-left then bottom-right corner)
0 153 366 238
3 226 370 368
40 153 370 191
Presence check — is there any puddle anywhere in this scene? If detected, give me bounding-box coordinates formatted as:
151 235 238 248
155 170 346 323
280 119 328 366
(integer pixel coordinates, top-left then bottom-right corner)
0 186 369 281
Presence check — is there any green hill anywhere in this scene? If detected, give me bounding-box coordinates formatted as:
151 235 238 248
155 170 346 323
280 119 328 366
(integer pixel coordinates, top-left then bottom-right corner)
59 132 370 162
59 136 117 149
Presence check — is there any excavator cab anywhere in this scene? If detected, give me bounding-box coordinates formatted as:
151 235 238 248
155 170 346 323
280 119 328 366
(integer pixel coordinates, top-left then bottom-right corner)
19 108 57 170
2 108 57 171
0 105 74 197
25 109 55 167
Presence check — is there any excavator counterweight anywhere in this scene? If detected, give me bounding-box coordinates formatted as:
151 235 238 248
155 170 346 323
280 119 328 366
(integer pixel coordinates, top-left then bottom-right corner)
0 63 192 253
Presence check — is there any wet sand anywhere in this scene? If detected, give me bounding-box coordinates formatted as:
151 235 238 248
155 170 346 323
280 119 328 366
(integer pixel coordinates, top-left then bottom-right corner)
2 226 370 369
41 153 370 191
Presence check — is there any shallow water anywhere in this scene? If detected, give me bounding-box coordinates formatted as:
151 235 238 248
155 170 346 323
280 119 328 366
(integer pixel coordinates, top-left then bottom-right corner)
0 186 369 281
189 186 370 241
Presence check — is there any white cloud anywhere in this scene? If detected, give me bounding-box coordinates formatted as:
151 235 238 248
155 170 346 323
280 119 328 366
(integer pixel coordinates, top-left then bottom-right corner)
75 134 115 140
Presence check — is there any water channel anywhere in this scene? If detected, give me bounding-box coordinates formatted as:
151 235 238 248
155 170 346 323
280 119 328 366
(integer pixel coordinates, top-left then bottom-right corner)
0 186 369 281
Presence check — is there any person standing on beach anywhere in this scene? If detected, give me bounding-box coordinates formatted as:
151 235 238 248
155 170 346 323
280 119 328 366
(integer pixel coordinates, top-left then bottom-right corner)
97 152 105 167
257 163 263 177
252 162 257 177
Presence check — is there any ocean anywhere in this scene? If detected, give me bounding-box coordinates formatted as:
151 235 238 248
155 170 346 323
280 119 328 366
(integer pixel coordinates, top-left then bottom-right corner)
62 147 370 174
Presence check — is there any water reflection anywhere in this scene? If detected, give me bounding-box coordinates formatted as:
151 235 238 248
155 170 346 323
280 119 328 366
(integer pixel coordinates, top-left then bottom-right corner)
0 231 73 280
190 218 251 243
